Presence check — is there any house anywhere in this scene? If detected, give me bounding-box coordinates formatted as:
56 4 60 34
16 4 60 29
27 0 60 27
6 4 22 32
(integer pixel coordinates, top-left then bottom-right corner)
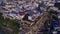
28 13 39 21
47 0 54 6
8 13 16 19
17 12 25 20
58 14 60 19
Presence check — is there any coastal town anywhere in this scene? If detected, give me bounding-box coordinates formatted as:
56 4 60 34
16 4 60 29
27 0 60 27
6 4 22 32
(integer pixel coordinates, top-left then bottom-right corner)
0 0 60 34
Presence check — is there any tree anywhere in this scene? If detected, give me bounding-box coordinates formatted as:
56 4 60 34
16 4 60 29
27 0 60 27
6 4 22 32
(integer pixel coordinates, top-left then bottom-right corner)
0 13 4 27
4 18 19 34
0 12 3 16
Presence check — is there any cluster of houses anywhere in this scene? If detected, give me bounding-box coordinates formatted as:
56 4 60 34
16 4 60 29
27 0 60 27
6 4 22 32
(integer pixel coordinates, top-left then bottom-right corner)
0 0 43 21
0 0 60 21
0 0 60 34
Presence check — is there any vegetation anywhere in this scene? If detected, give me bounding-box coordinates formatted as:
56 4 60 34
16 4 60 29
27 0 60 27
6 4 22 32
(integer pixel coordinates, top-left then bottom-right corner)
0 13 19 34
0 16 4 27
43 10 58 34
0 12 3 16
0 13 4 27
4 18 19 34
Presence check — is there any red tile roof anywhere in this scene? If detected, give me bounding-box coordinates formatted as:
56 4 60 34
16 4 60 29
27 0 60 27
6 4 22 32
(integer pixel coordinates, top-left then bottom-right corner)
19 12 25 16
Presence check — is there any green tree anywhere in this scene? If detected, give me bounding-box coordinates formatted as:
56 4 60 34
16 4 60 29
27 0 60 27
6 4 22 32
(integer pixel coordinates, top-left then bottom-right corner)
0 16 4 27
4 18 19 34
